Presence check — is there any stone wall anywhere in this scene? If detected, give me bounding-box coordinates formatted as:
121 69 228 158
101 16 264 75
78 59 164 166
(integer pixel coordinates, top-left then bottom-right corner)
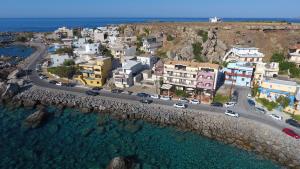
13 86 300 169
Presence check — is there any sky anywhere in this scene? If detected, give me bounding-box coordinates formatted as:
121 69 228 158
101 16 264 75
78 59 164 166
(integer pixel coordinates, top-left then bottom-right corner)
0 0 299 18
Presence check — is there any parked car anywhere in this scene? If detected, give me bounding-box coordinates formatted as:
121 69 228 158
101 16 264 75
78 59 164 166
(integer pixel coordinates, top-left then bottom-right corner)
39 75 47 80
282 128 300 139
56 82 62 86
85 90 99 96
137 93 150 98
179 97 189 103
65 83 76 87
247 99 255 106
139 99 153 104
210 102 223 107
224 102 236 108
111 89 122 93
269 114 283 121
92 87 102 91
160 96 171 101
49 80 58 84
190 99 200 105
173 103 186 109
255 107 267 114
285 119 300 128
150 94 160 99
225 110 239 118
247 93 252 99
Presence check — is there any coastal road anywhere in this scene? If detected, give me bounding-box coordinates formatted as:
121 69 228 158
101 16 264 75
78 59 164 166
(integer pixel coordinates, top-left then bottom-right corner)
25 42 300 133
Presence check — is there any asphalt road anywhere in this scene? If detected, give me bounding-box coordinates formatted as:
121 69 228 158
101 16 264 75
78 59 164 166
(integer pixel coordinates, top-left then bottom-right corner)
25 41 300 133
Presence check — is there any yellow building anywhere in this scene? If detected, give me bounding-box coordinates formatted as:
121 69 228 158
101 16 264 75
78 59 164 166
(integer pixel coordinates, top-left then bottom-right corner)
76 57 112 87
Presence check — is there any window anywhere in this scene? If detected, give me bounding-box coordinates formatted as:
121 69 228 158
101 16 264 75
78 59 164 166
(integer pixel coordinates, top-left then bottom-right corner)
242 78 245 81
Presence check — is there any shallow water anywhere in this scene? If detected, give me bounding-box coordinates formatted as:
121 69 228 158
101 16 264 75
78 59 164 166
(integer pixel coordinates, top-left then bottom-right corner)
0 105 280 169
0 45 34 58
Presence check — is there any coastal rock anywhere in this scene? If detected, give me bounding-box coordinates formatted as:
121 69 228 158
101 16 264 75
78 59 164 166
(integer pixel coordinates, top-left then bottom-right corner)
23 110 47 129
1 83 20 99
107 157 131 169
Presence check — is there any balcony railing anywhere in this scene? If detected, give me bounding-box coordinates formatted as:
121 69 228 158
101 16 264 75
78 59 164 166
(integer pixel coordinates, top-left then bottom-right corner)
225 72 253 78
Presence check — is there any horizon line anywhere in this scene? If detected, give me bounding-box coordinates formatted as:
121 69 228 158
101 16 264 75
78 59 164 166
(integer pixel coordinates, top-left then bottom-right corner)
0 17 299 19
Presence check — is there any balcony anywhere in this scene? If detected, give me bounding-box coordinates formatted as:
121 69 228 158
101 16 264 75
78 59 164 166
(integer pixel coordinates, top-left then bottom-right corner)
164 80 195 88
225 72 252 78
196 82 214 90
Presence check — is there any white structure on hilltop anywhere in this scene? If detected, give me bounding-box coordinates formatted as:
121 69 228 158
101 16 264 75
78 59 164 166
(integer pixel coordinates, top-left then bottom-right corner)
136 55 158 69
141 36 163 54
209 17 222 23
113 60 144 88
93 26 119 43
74 43 100 56
50 54 73 67
54 27 73 38
223 47 265 63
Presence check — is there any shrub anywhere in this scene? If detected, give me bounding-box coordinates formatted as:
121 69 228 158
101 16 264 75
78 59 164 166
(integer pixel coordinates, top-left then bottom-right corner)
175 90 189 98
167 34 174 41
276 96 290 108
48 66 78 79
213 94 230 104
63 60 75 66
197 30 208 43
271 52 285 63
55 47 73 55
256 98 278 111
192 42 204 62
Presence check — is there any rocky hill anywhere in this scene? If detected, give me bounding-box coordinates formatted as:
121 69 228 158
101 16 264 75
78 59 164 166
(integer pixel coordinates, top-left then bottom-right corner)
122 22 300 62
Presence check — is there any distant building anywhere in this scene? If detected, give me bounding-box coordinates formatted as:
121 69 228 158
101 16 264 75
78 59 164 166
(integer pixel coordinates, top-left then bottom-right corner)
50 54 73 67
136 55 158 69
81 28 94 38
209 17 222 23
223 62 254 87
288 44 300 68
113 60 144 88
76 57 112 87
74 43 100 56
223 47 264 63
54 27 73 38
141 36 163 54
254 62 279 85
110 44 136 59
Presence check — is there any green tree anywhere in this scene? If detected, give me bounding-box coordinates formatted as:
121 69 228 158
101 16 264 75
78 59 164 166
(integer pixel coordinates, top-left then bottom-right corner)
143 28 150 36
167 34 174 41
192 42 204 62
251 83 259 97
175 90 189 98
271 52 285 63
16 36 27 42
98 45 113 58
197 30 208 43
63 59 75 66
276 96 290 108
55 47 73 55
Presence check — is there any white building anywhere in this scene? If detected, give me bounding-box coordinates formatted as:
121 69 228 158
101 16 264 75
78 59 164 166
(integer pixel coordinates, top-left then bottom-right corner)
74 43 100 56
50 54 73 67
289 44 300 68
223 47 265 63
81 28 94 38
209 17 222 23
141 36 163 54
73 38 90 48
113 60 144 88
54 27 73 38
93 26 119 43
254 62 279 84
110 44 136 59
136 55 158 69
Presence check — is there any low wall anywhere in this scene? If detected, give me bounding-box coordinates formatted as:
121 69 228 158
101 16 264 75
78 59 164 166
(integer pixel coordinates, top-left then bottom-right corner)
13 86 300 169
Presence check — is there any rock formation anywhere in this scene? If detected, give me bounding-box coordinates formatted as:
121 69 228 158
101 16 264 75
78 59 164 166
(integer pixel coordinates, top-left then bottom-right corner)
23 110 47 129
107 157 131 169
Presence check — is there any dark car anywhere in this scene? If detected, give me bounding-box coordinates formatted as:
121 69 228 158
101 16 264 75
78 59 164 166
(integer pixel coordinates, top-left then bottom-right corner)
85 90 99 96
92 87 102 91
111 89 122 93
286 119 300 128
65 83 76 87
210 102 223 107
139 99 153 104
255 107 267 114
248 99 255 106
49 80 58 84
137 93 150 98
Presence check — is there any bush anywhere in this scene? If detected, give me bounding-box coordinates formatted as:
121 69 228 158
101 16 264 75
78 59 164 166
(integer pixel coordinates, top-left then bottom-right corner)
251 83 259 97
48 66 78 79
276 96 290 108
167 34 174 41
55 47 73 55
213 94 230 104
192 42 204 62
175 90 189 98
63 60 75 66
197 30 208 43
271 52 285 63
256 98 278 111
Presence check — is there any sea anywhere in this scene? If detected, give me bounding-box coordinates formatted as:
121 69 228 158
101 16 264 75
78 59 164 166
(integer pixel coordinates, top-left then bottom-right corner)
0 18 299 32
0 105 280 169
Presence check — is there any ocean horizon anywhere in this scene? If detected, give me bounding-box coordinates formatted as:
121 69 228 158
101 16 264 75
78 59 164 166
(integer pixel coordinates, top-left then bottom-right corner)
0 17 299 32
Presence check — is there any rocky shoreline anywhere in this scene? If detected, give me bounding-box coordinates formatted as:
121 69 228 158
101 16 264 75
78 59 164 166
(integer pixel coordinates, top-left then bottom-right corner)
1 86 297 169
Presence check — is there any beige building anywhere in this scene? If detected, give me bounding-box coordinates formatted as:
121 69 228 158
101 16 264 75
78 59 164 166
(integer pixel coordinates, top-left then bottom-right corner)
289 44 300 68
254 62 279 84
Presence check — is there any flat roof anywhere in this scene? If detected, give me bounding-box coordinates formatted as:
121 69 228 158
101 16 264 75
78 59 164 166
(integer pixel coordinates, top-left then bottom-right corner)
264 78 298 86
123 60 140 69
164 60 219 69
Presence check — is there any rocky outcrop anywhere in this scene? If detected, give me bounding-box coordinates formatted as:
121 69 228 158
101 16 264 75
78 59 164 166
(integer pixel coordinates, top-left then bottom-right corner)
23 110 47 129
202 28 228 62
14 86 300 169
1 83 20 99
107 157 132 169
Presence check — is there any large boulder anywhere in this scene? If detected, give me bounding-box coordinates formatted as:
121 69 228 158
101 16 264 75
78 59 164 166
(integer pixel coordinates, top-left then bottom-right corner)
23 110 48 129
107 157 132 169
1 83 20 99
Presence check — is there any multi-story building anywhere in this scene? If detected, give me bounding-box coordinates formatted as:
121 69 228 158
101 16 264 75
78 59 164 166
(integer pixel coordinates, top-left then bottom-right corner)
136 55 158 69
259 78 298 113
288 44 300 68
76 57 112 87
110 44 136 59
54 27 73 38
223 47 264 63
113 60 144 88
223 62 254 87
163 60 220 96
74 43 100 56
254 62 279 85
141 36 163 54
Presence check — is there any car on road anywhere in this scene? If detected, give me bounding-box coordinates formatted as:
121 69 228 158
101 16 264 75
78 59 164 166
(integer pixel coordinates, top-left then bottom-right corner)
65 83 76 87
269 114 283 121
178 97 189 103
92 87 102 91
150 94 160 99
210 102 223 107
282 128 300 139
224 102 236 108
49 80 58 84
285 119 300 128
56 82 62 86
39 75 48 80
247 99 255 106
224 110 239 118
111 89 122 93
85 90 99 96
173 103 186 109
137 93 150 98
190 99 200 105
247 93 252 99
160 96 171 101
255 107 267 114
139 99 153 104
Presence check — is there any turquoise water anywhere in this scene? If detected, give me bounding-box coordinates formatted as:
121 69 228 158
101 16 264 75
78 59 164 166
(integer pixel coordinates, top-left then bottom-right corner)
0 45 35 58
0 105 280 169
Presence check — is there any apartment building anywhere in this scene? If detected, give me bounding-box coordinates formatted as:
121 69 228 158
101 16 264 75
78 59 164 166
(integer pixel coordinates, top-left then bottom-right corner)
223 62 254 87
254 62 279 84
223 47 264 63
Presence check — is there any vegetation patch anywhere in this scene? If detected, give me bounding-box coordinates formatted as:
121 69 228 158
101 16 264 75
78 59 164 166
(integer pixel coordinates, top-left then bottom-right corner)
55 47 73 55
167 34 174 41
192 42 204 62
271 52 300 78
213 94 230 104
256 98 278 111
197 30 208 43
48 66 79 79
175 90 189 98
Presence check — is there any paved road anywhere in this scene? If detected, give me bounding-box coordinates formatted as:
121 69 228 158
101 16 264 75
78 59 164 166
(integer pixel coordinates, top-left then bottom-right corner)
25 42 300 133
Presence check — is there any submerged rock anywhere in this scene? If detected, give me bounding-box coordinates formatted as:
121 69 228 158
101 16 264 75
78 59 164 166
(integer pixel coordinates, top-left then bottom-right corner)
124 123 142 134
23 110 47 129
107 157 132 169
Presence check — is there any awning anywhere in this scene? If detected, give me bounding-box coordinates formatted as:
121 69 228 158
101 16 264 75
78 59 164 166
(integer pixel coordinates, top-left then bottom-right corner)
161 84 173 90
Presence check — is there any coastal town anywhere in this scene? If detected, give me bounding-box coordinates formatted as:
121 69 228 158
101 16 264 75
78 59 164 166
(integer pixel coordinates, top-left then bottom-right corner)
1 20 300 168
